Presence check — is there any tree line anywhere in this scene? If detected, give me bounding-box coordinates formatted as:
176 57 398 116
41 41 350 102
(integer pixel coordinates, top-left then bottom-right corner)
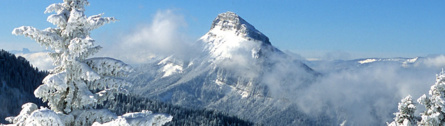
0 50 48 124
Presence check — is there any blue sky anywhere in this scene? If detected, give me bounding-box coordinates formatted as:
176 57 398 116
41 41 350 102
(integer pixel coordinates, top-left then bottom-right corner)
1 1 444 59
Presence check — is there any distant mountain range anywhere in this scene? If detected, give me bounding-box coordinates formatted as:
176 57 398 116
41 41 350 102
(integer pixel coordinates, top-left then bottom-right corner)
305 57 421 73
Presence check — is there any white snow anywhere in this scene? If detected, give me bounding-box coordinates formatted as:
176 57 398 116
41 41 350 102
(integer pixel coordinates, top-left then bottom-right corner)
358 58 419 65
239 90 249 98
306 58 321 61
5 103 64 126
24 108 64 126
92 110 172 126
200 26 263 66
201 26 248 59
215 79 225 86
387 95 416 126
85 57 133 77
402 57 419 67
5 103 38 124
406 57 418 63
161 63 183 78
215 78 250 98
158 56 183 78
199 11 267 63
158 56 173 65
358 59 377 64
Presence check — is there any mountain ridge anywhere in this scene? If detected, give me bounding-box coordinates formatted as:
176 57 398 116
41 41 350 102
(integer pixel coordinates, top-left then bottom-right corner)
129 12 327 125
209 11 271 45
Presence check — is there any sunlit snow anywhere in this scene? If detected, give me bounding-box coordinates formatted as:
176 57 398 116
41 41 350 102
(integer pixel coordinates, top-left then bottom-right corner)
358 59 377 64
158 56 183 78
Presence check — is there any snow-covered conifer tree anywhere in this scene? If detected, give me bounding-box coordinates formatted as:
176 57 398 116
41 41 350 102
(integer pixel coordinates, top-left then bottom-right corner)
388 70 445 126
5 0 172 125
387 95 417 126
416 70 445 125
12 0 128 114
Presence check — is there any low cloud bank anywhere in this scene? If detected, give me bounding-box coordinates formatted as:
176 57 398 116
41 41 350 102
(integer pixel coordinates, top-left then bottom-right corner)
418 55 445 68
17 9 195 69
16 52 54 71
268 54 445 125
98 10 197 65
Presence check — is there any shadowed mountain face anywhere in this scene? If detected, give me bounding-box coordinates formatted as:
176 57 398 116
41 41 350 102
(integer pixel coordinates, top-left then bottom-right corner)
128 12 327 125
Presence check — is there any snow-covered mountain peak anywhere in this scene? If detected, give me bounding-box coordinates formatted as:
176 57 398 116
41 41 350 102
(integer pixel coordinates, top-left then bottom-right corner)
200 12 277 61
206 11 270 45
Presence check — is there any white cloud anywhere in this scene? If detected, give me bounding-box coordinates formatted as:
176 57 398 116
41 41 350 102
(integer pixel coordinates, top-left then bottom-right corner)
232 52 445 125
99 9 195 65
420 55 445 68
16 52 54 71
261 59 441 125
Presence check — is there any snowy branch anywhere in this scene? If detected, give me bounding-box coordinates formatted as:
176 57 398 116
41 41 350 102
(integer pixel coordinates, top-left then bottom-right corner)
85 58 133 77
12 26 64 51
87 14 117 30
45 3 66 14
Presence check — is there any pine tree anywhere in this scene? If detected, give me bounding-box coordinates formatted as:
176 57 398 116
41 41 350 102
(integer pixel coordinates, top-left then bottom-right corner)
388 70 445 126
6 0 172 125
416 70 445 126
388 95 417 126
12 0 128 114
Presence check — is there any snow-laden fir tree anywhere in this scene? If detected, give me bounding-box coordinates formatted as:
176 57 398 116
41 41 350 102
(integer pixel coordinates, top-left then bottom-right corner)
12 0 125 113
387 95 417 126
388 70 445 126
5 0 172 125
416 70 445 126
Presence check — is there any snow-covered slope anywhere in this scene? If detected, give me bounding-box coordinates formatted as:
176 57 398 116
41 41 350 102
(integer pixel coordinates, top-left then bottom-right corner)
200 11 274 62
128 12 325 125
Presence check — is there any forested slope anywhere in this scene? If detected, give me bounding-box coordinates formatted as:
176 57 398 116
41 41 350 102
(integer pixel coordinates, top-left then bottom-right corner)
101 94 253 126
0 49 252 125
0 49 48 124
